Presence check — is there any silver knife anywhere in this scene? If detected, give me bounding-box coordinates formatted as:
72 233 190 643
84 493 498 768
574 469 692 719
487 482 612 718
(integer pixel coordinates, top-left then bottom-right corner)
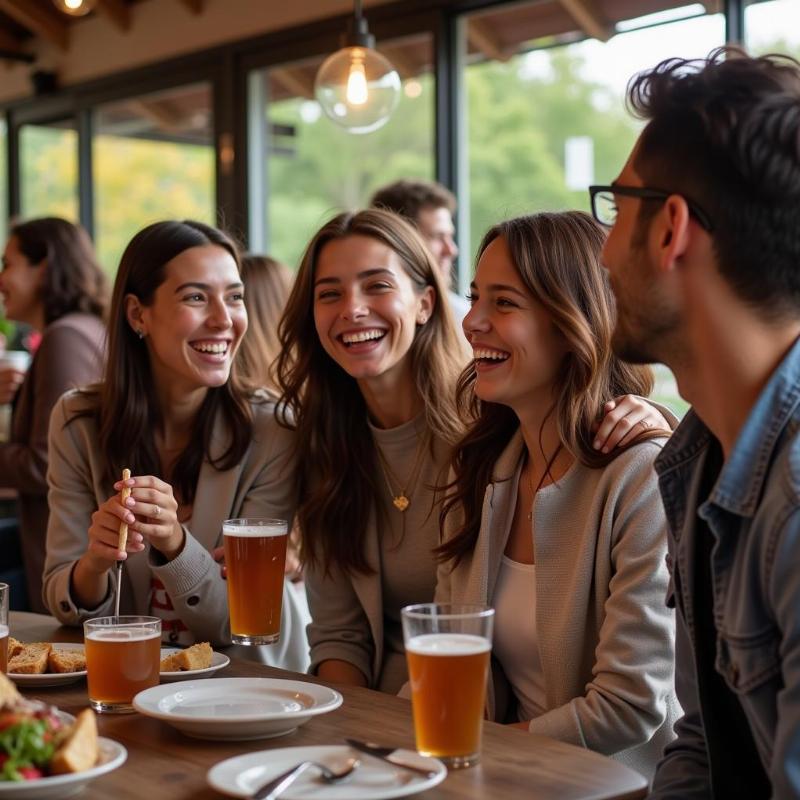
345 739 438 779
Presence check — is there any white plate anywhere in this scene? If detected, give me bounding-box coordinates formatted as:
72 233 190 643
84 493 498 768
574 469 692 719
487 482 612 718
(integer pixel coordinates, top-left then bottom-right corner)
208 744 446 799
8 644 86 688
133 677 343 740
158 647 230 682
0 737 126 799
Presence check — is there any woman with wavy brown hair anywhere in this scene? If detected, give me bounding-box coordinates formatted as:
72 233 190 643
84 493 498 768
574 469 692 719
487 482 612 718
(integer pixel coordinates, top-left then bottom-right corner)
436 210 679 780
42 220 307 670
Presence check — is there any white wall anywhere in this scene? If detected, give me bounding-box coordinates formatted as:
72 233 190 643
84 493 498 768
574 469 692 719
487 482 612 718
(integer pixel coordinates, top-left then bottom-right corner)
0 0 395 104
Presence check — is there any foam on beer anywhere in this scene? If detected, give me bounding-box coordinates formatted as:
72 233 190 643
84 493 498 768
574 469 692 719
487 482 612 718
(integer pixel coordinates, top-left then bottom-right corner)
85 627 161 643
222 523 287 538
406 633 491 656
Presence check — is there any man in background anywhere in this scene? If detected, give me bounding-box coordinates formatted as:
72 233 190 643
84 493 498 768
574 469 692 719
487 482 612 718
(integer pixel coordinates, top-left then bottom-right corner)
598 49 800 798
370 179 469 323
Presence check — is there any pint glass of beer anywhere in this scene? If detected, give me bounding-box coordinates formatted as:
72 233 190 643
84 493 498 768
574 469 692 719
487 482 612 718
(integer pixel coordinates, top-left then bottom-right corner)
0 583 8 674
402 603 494 769
223 518 288 645
84 616 161 713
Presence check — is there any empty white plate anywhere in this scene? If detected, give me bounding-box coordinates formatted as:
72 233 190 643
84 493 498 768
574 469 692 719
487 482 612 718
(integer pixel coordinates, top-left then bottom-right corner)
0 738 126 799
158 647 230 682
207 744 446 799
132 677 343 740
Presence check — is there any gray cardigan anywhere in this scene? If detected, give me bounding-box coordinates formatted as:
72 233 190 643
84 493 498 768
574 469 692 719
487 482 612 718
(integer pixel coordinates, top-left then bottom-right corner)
43 389 302 658
436 430 680 781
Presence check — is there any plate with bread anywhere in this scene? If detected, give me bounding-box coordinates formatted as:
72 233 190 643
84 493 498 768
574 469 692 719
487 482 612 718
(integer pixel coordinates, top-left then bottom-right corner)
6 641 86 688
159 642 230 682
0 672 126 798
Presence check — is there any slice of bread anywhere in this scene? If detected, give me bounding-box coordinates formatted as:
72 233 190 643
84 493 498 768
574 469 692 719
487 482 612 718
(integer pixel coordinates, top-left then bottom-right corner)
8 642 52 674
50 708 99 775
7 637 24 658
159 642 213 672
48 648 86 674
0 672 22 708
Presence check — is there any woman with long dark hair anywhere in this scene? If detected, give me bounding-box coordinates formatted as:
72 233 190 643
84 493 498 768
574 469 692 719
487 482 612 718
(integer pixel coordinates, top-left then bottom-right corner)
0 217 107 612
277 208 667 693
436 211 679 779
43 220 306 667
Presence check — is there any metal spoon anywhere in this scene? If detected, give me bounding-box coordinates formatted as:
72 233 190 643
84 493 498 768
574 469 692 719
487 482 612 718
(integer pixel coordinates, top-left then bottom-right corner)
252 757 360 800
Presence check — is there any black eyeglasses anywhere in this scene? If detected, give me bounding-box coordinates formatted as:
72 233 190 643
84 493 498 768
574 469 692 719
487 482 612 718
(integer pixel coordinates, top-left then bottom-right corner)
588 184 714 232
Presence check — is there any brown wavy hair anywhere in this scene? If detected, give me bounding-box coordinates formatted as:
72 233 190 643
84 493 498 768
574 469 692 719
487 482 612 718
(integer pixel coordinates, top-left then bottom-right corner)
237 254 293 393
276 208 466 576
437 211 665 566
70 220 253 505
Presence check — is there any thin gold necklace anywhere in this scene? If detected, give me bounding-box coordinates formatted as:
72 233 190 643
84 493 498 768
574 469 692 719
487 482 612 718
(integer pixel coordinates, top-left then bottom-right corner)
376 431 429 512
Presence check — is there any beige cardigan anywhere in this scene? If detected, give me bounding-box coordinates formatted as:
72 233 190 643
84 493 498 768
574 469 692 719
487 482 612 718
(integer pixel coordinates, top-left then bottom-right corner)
436 430 680 781
42 390 305 665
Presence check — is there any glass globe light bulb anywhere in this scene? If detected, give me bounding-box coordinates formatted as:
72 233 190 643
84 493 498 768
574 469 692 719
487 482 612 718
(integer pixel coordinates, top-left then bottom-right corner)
315 46 401 135
52 0 97 15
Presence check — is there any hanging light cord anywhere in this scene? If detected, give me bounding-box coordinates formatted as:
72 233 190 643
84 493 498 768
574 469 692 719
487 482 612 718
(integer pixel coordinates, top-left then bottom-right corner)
354 0 363 22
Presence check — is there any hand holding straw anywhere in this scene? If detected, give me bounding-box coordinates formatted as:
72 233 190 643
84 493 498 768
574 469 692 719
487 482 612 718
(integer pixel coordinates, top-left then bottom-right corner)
114 468 131 617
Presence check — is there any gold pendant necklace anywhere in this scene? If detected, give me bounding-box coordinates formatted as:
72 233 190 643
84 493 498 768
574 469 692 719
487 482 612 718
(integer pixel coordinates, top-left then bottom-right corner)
376 431 429 513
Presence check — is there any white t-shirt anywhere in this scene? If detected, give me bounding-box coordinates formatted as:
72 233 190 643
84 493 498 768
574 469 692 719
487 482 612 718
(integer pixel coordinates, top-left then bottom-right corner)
492 555 547 721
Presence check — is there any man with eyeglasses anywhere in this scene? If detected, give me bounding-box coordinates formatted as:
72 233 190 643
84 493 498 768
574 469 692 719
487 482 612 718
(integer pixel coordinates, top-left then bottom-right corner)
595 48 800 798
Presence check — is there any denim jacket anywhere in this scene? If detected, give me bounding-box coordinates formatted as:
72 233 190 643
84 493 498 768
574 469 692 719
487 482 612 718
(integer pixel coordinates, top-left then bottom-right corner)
650 337 800 799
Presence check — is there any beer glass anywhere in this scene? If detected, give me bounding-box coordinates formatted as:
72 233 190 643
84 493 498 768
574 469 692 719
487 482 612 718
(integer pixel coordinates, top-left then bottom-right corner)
0 583 8 674
402 603 494 769
223 518 288 645
84 616 161 713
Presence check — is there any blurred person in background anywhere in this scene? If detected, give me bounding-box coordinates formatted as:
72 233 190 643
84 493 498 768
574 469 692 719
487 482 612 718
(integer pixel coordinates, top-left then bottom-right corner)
370 179 469 324
237 254 293 393
0 218 107 612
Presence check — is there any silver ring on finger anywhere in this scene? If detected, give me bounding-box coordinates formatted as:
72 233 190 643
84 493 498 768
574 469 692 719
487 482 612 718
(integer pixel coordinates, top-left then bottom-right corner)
152 504 161 517
639 419 652 429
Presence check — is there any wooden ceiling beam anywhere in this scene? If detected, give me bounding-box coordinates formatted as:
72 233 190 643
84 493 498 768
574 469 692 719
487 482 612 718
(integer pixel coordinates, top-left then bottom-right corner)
0 25 24 55
271 67 315 100
96 0 131 32
468 18 514 63
179 0 204 14
557 0 613 43
0 0 69 50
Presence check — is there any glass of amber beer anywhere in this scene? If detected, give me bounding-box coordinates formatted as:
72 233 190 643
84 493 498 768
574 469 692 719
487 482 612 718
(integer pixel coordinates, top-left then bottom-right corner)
84 616 161 713
223 518 288 645
402 603 494 769
0 583 8 674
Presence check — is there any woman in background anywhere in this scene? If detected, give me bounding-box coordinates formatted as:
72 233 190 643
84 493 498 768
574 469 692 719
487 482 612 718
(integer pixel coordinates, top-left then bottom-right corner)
43 220 308 670
436 211 679 780
238 254 293 393
0 218 107 611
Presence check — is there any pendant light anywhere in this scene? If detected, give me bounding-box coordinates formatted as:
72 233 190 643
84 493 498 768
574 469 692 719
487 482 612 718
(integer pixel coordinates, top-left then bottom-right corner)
52 0 97 16
314 0 401 135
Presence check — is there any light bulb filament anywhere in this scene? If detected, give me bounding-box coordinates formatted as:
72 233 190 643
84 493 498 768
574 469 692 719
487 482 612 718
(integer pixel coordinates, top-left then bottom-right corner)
346 52 368 106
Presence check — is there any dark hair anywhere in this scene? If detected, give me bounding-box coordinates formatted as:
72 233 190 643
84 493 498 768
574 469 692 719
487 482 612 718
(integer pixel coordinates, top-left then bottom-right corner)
238 254 293 393
73 220 252 506
370 179 457 223
437 211 664 566
276 208 466 576
10 217 107 325
627 46 800 316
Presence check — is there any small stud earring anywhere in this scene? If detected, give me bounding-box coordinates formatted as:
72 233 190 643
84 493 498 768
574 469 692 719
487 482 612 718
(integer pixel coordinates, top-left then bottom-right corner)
136 329 144 339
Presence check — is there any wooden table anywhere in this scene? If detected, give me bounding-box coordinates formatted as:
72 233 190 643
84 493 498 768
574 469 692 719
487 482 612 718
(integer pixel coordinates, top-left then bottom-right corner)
7 612 647 799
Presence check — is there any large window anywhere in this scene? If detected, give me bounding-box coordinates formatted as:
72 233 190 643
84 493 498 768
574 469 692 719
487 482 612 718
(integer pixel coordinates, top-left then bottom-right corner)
746 0 800 57
20 120 78 222
249 33 435 269
458 2 723 417
0 118 7 236
93 83 215 274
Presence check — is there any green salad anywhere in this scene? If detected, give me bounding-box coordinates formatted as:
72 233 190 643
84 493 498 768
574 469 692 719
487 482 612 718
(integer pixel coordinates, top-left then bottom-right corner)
0 708 64 781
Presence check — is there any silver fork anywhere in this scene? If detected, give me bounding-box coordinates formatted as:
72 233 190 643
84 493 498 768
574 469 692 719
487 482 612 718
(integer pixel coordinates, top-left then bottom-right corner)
252 757 359 800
